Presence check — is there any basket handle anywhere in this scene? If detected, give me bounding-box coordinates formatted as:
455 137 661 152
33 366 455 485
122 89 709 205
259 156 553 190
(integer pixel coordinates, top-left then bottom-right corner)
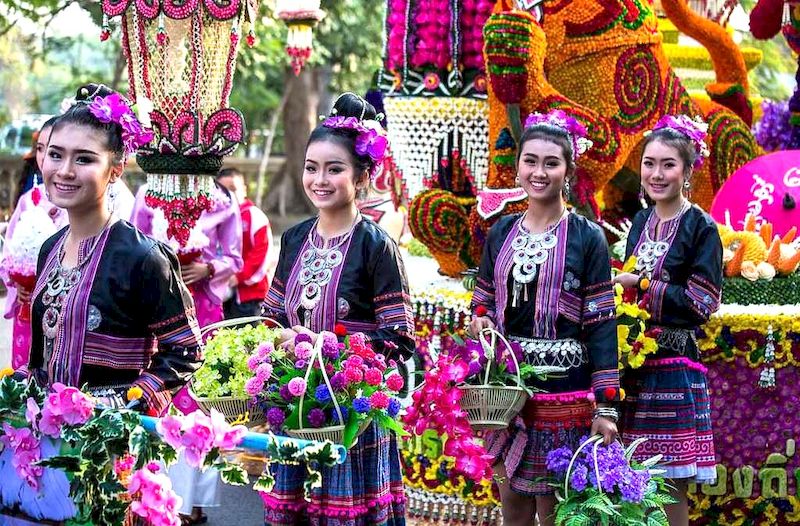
297 332 345 431
200 316 284 338
563 435 627 500
477 328 523 387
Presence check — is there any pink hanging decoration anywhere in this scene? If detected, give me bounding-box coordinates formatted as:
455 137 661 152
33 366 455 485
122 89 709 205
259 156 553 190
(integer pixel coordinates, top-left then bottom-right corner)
275 0 326 75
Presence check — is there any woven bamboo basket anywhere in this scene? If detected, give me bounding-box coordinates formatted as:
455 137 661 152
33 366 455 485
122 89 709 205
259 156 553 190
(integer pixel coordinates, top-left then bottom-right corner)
283 335 371 448
191 316 283 426
458 329 528 431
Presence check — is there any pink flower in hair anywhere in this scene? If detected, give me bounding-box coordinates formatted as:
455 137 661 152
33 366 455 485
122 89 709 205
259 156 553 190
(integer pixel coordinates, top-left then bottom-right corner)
87 93 154 157
523 109 593 159
646 114 710 168
321 116 389 177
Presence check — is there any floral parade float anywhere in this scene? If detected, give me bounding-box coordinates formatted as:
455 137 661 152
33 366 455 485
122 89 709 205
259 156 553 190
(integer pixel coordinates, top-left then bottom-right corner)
0 372 345 525
382 0 760 277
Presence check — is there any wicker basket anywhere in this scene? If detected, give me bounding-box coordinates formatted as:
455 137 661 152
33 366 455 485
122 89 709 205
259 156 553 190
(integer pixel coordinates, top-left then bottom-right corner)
285 416 373 446
193 392 266 426
190 316 283 427
283 335 371 449
458 329 528 431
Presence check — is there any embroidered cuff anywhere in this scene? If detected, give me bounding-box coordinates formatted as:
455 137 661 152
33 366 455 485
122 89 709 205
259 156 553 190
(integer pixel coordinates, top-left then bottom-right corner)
133 372 171 416
591 369 621 403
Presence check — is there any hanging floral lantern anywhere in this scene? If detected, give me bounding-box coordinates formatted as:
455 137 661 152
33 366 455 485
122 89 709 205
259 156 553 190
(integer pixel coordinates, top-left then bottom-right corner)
275 0 326 75
100 0 257 245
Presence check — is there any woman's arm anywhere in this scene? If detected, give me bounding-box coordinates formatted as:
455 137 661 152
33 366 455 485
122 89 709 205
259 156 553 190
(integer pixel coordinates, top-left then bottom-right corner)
135 244 204 414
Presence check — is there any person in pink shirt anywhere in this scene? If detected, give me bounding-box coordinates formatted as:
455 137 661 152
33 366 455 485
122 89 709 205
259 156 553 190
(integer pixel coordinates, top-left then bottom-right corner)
1 117 65 369
216 167 275 319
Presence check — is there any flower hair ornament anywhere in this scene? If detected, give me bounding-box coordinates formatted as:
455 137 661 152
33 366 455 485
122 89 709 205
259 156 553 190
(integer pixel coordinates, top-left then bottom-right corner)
80 88 154 158
645 114 710 169
321 116 389 179
523 109 593 159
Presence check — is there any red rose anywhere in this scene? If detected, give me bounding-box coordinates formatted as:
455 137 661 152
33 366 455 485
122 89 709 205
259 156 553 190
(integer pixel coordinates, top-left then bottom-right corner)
603 387 617 401
475 306 488 317
334 324 348 337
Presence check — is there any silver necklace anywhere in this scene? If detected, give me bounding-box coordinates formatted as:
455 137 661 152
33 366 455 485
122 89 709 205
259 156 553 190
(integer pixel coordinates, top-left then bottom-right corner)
635 200 689 277
298 215 360 318
42 217 113 340
510 209 568 307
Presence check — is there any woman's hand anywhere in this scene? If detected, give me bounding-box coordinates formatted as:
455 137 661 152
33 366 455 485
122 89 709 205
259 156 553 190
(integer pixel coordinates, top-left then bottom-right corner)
612 272 639 290
591 416 619 446
469 316 495 338
276 328 299 351
16 286 32 304
180 261 211 285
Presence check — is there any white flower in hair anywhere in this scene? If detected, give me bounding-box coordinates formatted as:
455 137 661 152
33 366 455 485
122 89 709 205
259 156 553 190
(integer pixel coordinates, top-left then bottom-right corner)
134 96 154 129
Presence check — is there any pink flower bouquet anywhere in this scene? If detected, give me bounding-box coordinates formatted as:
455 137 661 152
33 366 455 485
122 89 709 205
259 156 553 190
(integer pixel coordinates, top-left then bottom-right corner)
246 328 407 448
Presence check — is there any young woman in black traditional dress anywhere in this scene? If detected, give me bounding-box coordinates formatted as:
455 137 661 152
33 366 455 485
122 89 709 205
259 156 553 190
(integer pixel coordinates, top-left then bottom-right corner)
261 93 413 526
614 115 722 526
470 109 620 526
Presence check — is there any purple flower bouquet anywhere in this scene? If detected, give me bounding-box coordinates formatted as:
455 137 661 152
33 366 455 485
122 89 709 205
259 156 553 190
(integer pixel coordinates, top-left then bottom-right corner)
546 435 675 525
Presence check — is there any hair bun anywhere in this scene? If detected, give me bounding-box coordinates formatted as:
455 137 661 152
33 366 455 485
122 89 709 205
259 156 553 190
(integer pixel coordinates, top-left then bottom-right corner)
330 92 377 122
75 83 115 102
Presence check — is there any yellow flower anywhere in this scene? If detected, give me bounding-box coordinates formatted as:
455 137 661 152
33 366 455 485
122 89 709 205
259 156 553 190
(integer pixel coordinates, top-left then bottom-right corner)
641 337 658 355
628 351 646 368
617 324 631 343
622 255 637 273
126 386 144 402
0 367 14 379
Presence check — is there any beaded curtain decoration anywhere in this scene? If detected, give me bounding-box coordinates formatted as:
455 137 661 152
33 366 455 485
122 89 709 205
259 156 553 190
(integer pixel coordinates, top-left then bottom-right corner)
383 97 489 202
100 0 256 245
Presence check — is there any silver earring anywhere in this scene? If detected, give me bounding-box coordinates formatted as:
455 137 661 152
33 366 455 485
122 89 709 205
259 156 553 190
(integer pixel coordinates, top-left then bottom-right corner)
515 176 520 186
356 186 368 201
563 180 571 196
683 181 691 189
107 182 118 213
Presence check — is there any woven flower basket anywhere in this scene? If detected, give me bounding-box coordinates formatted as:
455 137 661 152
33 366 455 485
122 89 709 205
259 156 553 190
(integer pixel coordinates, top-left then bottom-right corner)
190 316 283 427
458 329 528 431
283 335 371 448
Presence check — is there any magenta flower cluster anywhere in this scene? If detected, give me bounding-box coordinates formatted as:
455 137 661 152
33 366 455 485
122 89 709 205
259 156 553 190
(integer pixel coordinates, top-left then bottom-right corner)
247 330 405 434
409 0 451 69
459 0 495 70
127 463 183 526
156 409 247 468
524 109 594 160
87 93 154 157
322 117 389 178
648 114 710 168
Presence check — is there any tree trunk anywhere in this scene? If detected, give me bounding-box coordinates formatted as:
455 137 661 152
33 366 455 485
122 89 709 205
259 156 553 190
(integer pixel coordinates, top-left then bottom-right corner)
263 68 320 217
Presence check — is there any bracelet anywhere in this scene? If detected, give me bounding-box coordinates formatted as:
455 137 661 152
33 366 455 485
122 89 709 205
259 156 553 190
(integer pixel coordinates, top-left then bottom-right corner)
592 407 619 423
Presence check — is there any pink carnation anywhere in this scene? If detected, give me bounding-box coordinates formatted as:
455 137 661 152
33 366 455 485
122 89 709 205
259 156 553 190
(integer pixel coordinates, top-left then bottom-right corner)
245 376 264 397
246 355 261 372
210 409 247 450
256 362 273 382
386 374 405 392
38 383 94 437
369 391 390 410
364 368 383 386
256 342 274 361
344 367 364 384
294 341 313 360
287 377 307 397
